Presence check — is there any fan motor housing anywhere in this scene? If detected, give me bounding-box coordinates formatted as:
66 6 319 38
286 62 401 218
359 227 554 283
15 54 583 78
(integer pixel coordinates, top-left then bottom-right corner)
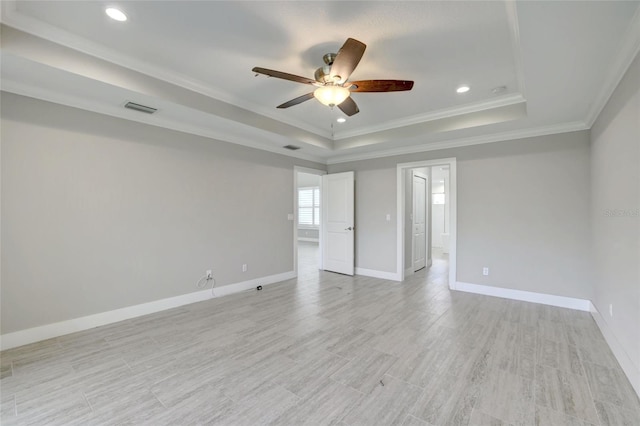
314 66 332 83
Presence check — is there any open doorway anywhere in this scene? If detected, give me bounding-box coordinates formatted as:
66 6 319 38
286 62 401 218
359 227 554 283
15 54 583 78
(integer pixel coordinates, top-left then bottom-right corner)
294 167 326 277
431 165 450 268
396 158 456 288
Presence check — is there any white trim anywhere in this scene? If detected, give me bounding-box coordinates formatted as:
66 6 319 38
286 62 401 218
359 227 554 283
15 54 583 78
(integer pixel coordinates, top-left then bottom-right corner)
0 271 294 351
590 302 640 398
327 122 588 165
585 5 640 128
397 158 457 289
334 94 525 141
454 281 591 311
212 271 296 298
505 0 527 98
355 267 401 281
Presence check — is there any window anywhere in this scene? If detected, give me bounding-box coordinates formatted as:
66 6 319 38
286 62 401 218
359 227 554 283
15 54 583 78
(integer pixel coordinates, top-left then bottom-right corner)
299 187 320 227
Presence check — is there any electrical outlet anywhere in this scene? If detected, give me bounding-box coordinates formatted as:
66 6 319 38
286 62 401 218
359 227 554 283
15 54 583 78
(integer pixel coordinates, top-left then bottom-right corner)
242 264 247 272
609 304 613 317
482 267 489 276
206 270 212 279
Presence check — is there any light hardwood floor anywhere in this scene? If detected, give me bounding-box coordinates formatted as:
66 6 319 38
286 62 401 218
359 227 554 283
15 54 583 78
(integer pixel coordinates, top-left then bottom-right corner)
1 245 639 425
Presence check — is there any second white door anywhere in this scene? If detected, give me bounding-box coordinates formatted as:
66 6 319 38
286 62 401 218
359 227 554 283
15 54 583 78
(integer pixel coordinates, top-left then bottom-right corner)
413 172 427 271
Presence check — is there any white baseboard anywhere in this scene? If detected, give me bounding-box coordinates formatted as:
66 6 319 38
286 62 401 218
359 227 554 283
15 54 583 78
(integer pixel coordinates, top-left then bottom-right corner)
355 267 401 281
213 271 295 298
590 302 640 398
0 270 295 351
454 281 591 311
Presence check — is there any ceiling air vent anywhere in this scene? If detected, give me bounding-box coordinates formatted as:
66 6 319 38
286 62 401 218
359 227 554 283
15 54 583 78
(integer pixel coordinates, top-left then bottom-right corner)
124 102 157 114
283 145 301 151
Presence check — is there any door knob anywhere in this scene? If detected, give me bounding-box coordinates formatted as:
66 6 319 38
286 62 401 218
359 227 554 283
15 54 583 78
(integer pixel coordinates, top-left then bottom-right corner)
345 226 353 231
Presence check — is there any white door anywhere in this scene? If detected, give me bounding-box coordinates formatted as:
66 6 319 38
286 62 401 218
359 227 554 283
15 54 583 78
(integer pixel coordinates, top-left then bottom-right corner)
413 172 427 271
322 172 355 275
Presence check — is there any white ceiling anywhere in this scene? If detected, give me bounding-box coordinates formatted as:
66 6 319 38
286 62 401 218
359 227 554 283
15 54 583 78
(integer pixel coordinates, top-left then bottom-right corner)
1 1 639 164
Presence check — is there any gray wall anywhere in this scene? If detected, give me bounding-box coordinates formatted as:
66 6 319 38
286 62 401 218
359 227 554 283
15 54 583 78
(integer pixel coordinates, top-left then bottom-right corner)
1 93 324 334
590 53 639 385
329 131 592 299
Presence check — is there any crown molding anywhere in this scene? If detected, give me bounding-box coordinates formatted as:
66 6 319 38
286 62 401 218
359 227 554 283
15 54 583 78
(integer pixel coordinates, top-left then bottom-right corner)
326 121 589 165
1 80 327 164
334 93 526 141
585 3 640 128
505 0 527 97
3 77 591 167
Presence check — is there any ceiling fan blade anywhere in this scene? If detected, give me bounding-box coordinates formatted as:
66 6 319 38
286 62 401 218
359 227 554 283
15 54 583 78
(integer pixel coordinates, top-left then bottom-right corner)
330 38 366 84
252 67 317 85
348 80 414 92
277 93 315 109
337 96 359 116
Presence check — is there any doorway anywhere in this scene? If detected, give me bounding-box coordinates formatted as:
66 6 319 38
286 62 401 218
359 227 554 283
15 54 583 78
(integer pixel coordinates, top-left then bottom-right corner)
396 158 457 288
431 165 450 265
294 167 326 277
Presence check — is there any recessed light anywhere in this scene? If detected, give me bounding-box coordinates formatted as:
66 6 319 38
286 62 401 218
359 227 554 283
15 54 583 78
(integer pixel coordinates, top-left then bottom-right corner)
456 85 470 94
336 117 346 123
106 7 127 22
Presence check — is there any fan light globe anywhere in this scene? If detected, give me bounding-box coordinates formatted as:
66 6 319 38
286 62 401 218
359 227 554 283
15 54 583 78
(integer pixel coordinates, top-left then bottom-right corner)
314 86 350 107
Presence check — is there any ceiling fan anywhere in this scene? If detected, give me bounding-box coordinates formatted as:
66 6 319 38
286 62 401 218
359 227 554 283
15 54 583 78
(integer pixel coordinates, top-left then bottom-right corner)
252 38 414 117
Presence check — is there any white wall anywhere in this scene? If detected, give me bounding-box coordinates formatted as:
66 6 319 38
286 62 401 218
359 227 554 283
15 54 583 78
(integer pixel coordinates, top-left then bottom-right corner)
590 52 640 394
0 93 324 334
328 131 592 299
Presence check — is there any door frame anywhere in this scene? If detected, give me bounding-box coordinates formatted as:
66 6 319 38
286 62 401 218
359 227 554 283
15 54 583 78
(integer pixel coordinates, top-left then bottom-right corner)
293 166 327 277
396 158 457 288
411 170 429 273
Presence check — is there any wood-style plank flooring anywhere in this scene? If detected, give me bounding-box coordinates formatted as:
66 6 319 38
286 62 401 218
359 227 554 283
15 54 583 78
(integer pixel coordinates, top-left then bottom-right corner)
1 243 638 425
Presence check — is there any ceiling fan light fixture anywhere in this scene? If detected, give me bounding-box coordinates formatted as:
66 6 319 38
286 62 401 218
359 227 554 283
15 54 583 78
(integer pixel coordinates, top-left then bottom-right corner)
314 85 350 107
